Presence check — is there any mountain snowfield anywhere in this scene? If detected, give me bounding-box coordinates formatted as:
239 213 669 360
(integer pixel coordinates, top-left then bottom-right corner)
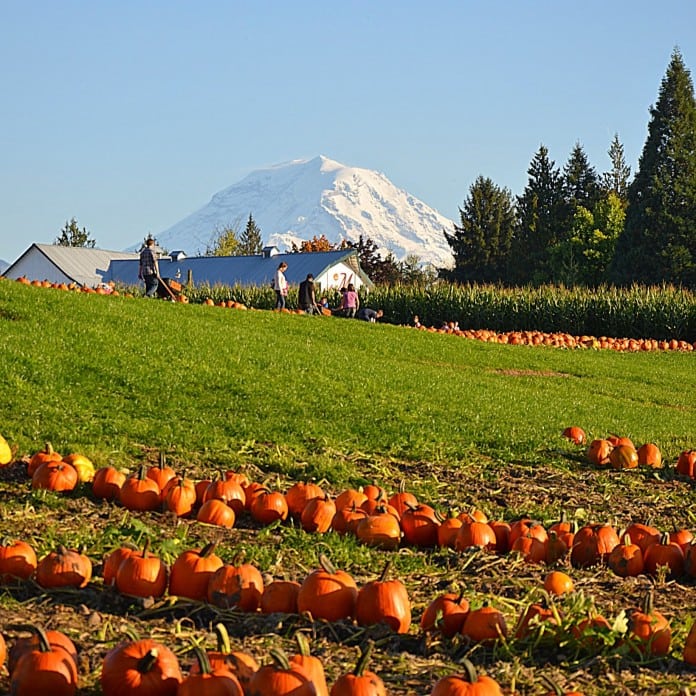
150 156 456 268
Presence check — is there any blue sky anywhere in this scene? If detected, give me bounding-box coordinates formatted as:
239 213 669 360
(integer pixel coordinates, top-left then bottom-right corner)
2 1 695 263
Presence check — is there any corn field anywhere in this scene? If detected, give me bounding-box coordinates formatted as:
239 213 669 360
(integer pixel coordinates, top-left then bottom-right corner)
172 281 695 342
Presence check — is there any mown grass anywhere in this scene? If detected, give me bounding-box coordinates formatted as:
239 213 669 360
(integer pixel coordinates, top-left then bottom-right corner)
2 277 696 695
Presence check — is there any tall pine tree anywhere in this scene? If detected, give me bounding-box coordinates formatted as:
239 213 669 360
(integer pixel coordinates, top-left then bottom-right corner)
511 145 564 284
600 133 632 204
238 214 263 255
612 48 696 287
562 142 600 212
444 176 515 283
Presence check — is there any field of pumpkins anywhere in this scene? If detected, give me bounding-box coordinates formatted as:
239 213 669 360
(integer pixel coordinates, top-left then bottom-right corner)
1 428 696 695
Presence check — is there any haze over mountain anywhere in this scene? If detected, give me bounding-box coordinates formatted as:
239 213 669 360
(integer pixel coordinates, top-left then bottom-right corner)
148 156 455 268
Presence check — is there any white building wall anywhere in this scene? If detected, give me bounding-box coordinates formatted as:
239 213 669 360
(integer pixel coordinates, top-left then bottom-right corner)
315 261 364 291
2 252 73 284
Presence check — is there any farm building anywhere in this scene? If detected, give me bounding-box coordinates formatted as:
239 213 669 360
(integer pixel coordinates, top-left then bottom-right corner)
2 244 373 292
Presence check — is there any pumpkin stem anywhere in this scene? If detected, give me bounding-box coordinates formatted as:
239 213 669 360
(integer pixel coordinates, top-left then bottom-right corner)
158 451 167 470
353 641 373 677
642 589 655 615
141 538 151 557
213 623 231 655
44 442 54 455
191 644 213 676
269 648 292 670
458 657 478 684
377 560 391 583
294 631 311 657
201 541 218 559
137 648 160 674
318 553 337 575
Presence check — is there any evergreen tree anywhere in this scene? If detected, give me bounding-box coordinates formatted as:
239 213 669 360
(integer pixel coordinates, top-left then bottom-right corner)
55 217 96 248
510 145 564 284
238 214 263 255
562 142 600 212
205 225 240 256
444 176 515 283
600 133 632 204
612 48 696 287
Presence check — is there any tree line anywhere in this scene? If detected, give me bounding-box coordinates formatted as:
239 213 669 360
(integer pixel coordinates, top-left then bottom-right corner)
445 48 696 289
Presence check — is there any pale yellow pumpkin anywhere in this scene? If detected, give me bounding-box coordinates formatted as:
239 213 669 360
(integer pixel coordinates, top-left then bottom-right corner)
62 453 95 482
0 435 12 466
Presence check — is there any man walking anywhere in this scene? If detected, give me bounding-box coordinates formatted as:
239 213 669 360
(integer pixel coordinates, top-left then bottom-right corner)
139 237 160 298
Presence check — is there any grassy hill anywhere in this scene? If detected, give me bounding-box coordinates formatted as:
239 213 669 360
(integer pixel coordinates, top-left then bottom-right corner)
1 277 696 695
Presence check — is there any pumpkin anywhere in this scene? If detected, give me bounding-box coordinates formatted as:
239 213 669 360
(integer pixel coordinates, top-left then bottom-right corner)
676 450 696 478
622 521 660 553
355 561 411 634
570 523 619 568
0 631 5 670
250 488 289 525
454 519 497 553
62 452 95 482
609 444 639 469
27 442 62 476
430 658 503 696
163 476 197 517
387 482 418 518
119 465 161 511
115 539 168 598
331 503 369 536
636 442 662 468
508 518 548 547
301 494 337 533
177 644 243 696
488 520 511 554
146 452 177 495
642 531 685 578
290 632 329 696
169 542 224 600
0 539 38 582
607 536 644 578
101 638 182 696
242 480 267 510
32 460 78 492
334 488 368 511
420 591 470 637
297 554 358 622
260 579 301 614
561 426 586 445
207 562 264 611
514 601 557 639
0 433 12 466
329 642 386 696
460 603 508 643
683 620 696 665
607 434 634 448
510 533 547 564
9 626 78 696
203 475 246 516
670 526 694 553
8 626 78 675
626 591 671 656
571 613 614 652
197 498 236 528
285 481 324 518
355 506 401 550
102 545 137 586
545 531 569 565
247 648 316 696
543 570 574 596
36 545 92 588
188 624 258 691
436 513 463 549
400 503 440 548
586 439 613 466
92 466 126 500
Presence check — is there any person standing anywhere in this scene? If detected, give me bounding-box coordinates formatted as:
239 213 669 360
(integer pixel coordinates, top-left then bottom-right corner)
273 261 289 310
342 283 359 318
139 237 160 298
298 273 319 314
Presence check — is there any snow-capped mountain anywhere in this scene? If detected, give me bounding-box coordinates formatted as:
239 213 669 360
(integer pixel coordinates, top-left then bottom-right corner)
148 156 455 268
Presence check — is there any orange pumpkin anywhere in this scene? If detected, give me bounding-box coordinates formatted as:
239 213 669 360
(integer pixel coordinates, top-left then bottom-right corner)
355 561 411 634
420 591 470 637
0 539 38 582
168 542 224 601
300 494 336 533
297 554 357 622
36 545 92 589
207 563 264 611
285 481 324 518
247 649 316 696
637 442 662 468
119 465 161 511
329 643 386 696
460 603 508 643
260 579 301 614
115 539 168 598
197 498 236 528
626 591 671 656
27 442 62 476
177 645 243 696
92 466 126 500
607 536 644 578
31 460 78 492
290 632 329 696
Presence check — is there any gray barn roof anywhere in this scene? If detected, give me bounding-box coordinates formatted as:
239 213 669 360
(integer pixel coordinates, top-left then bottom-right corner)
3 244 139 287
106 249 374 289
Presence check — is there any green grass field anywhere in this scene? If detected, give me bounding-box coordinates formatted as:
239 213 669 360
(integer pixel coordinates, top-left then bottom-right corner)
1 277 696 695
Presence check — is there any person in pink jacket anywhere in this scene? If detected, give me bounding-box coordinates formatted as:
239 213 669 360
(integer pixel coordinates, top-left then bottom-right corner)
342 283 359 318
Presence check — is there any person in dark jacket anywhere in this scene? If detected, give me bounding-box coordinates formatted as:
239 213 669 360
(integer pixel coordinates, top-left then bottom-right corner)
356 307 383 322
298 274 319 314
138 237 160 298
